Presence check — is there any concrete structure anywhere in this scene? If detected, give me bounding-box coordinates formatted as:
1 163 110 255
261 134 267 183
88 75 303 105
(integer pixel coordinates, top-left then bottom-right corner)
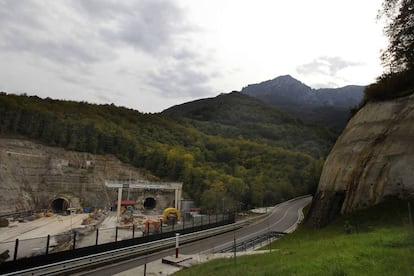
105 180 183 223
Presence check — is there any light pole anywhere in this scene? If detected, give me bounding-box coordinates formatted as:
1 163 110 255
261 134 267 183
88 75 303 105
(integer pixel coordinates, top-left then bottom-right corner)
67 207 76 232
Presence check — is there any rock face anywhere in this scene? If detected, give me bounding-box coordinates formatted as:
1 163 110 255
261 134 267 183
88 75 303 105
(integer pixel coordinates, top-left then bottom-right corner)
241 75 364 130
0 138 170 215
241 75 364 109
307 94 414 227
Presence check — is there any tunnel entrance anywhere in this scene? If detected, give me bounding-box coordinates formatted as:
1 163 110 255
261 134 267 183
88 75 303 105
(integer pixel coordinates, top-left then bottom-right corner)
143 197 156 210
51 198 70 213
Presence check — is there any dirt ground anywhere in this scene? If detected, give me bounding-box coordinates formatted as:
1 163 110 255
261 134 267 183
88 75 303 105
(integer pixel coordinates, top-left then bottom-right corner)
0 211 157 260
0 214 89 242
0 213 89 260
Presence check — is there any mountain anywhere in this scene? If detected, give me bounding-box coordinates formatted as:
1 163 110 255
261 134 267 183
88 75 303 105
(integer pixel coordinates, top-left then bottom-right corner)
162 91 337 158
0 92 329 211
241 75 365 130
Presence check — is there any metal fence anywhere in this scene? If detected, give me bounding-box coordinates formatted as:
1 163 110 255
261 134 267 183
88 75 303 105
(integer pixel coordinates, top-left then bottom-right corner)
0 212 233 264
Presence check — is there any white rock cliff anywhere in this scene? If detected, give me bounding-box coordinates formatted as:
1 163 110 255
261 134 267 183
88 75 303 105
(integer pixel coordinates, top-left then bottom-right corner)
308 93 414 227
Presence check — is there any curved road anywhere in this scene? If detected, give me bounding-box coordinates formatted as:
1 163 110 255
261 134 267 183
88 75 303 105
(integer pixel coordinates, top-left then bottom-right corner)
81 196 312 276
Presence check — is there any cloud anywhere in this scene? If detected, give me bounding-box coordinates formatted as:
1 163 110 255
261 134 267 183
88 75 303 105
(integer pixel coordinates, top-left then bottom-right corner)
295 56 364 87
0 0 217 108
145 61 215 98
296 56 362 76
74 0 195 55
0 1 112 65
0 0 196 65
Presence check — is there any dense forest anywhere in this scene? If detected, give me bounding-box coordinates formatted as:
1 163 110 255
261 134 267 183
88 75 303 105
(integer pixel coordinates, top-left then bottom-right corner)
163 92 337 158
0 92 335 211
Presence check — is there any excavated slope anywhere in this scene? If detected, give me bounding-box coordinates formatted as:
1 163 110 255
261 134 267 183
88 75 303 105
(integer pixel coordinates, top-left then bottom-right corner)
308 94 414 227
0 138 151 215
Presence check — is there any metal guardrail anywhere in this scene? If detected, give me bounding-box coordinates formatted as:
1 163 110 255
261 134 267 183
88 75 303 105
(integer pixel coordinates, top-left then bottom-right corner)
218 231 286 253
2 221 248 276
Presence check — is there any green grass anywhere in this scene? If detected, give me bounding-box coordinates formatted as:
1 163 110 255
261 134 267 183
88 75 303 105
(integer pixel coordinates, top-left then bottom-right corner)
176 199 414 275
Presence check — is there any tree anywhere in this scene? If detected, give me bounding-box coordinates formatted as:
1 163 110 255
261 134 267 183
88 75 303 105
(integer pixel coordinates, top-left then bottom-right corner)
363 0 414 101
380 0 414 73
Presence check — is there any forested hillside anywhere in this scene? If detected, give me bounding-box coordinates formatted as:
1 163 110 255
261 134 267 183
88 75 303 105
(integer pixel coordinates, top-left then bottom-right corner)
0 93 332 210
163 92 336 158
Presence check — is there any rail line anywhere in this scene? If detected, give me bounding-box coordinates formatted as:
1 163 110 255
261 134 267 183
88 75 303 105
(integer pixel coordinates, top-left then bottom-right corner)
2 221 248 276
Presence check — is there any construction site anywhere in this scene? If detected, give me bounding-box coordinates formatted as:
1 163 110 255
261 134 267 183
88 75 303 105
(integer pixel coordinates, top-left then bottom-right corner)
0 180 203 262
0 139 223 264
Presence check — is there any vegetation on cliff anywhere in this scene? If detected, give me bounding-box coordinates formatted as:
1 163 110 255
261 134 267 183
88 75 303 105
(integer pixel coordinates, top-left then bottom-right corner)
0 93 333 211
363 0 414 103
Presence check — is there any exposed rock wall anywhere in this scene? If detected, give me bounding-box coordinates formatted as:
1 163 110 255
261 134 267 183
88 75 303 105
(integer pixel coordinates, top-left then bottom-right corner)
0 138 153 215
307 94 414 227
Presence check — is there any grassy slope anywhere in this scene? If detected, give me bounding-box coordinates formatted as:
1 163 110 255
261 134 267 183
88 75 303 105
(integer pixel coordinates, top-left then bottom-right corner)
176 199 414 275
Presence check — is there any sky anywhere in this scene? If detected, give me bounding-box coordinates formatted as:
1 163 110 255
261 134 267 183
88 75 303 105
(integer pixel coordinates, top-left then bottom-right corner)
0 0 387 113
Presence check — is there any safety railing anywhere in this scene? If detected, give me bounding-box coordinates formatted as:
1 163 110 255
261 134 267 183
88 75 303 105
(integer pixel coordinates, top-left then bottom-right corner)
0 212 234 269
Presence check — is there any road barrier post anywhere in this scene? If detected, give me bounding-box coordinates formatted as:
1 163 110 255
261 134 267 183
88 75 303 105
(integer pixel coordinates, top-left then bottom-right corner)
46 235 50 255
175 233 180 258
13 239 19 261
72 232 77 250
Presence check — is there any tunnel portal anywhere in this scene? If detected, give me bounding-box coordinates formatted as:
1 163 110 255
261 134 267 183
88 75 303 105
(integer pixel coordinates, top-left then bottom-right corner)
143 197 156 210
51 197 70 213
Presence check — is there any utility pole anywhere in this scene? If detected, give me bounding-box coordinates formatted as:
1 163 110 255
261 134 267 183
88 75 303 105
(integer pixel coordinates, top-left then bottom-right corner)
409 202 413 237
233 229 236 264
116 187 122 223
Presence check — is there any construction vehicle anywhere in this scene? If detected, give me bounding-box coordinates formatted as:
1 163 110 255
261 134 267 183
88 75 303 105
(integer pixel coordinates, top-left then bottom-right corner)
162 207 180 225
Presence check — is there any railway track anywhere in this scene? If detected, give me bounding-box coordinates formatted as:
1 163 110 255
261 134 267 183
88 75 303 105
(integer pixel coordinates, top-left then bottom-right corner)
2 221 248 276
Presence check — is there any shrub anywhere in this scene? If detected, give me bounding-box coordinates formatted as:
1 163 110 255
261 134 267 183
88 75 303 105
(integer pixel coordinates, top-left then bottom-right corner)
364 69 414 102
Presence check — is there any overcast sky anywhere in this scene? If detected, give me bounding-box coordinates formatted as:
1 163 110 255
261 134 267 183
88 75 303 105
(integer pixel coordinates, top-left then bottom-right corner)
0 0 386 113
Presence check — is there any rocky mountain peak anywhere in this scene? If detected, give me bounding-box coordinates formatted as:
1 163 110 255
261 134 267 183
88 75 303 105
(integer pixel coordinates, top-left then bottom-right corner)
242 75 311 96
240 75 365 130
267 75 311 90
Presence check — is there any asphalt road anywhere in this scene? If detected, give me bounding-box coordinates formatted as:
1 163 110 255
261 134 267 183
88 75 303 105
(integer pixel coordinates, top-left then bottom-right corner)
80 196 312 276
